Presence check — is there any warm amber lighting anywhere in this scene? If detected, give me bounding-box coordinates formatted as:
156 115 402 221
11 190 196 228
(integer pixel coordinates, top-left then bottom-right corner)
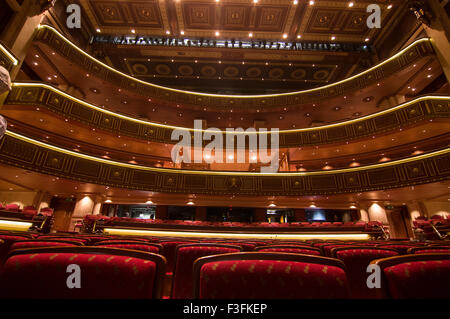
104 228 370 240
35 25 431 99
0 220 32 231
0 43 18 65
5 130 450 177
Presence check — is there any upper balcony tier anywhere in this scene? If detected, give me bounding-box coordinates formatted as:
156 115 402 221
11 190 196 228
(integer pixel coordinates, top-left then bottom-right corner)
21 25 448 130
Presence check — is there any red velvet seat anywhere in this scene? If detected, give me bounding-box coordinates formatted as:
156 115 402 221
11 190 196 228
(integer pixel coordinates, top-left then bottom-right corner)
255 245 321 256
9 239 82 252
193 252 349 299
171 243 242 299
159 240 194 274
97 238 150 244
0 246 166 299
408 246 450 254
376 244 420 254
5 204 20 212
330 246 399 298
321 244 356 257
94 241 163 254
37 236 90 244
218 242 257 251
372 253 450 298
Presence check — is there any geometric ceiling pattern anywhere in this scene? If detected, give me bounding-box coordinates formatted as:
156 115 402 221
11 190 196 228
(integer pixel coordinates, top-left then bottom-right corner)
80 0 400 42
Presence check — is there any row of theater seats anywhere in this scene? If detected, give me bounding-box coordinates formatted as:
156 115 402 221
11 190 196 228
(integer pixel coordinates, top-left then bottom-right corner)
85 214 381 230
0 231 449 299
0 204 54 218
413 215 450 227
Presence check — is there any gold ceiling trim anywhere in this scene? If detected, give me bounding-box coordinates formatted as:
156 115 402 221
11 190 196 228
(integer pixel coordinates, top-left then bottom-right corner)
36 24 432 99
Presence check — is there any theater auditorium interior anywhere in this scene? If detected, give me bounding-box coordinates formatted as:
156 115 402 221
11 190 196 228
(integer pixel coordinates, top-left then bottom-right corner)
0 0 449 302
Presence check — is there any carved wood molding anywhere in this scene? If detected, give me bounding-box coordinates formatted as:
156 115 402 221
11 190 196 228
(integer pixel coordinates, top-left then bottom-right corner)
6 84 450 148
0 131 449 196
34 25 435 110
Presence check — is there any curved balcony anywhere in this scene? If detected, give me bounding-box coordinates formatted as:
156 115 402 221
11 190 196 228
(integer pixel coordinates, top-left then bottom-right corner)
33 25 435 106
28 25 442 129
0 130 448 196
4 83 450 148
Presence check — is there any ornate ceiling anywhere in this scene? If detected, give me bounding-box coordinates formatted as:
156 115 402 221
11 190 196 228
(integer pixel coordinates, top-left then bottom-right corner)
48 0 408 94
79 0 398 42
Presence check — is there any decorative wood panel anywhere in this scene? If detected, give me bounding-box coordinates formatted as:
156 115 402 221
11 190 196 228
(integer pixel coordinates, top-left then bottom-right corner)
33 25 435 109
5 84 450 148
0 132 449 196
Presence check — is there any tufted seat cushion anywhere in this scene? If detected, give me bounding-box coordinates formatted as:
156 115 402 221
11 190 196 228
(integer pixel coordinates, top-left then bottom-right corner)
194 253 349 299
332 247 399 298
374 254 450 299
0 247 166 299
172 244 242 299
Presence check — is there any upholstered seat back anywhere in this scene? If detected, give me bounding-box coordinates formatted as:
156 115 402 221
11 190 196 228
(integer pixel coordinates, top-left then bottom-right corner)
332 247 399 298
194 253 349 299
94 242 162 254
172 244 242 299
0 247 166 299
9 240 82 252
256 246 321 256
37 236 90 244
373 253 450 298
159 241 194 273
409 247 450 254
376 244 420 254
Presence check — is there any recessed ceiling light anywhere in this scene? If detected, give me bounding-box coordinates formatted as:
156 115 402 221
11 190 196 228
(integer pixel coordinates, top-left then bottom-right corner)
166 30 170 35
297 35 301 39
269 203 276 207
187 201 195 205
283 33 288 39
104 199 112 203
365 38 370 42
215 31 220 36
387 4 393 9
131 29 136 34
145 200 153 204
309 204 316 208
309 0 315 5
348 2 354 7
293 0 298 4
249 32 253 37
96 28 101 33
180 30 185 35
331 36 336 41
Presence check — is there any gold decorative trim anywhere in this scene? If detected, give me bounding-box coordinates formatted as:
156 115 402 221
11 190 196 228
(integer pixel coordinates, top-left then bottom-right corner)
0 43 18 71
6 83 450 147
0 130 449 195
34 24 435 108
